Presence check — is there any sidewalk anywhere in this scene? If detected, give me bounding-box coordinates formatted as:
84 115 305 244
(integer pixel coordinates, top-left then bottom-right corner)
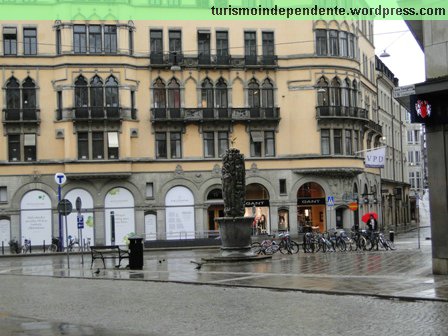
0 227 446 302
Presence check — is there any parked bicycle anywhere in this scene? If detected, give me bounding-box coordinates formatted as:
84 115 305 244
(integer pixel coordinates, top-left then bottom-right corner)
66 235 80 252
21 239 31 254
277 232 300 254
251 237 280 255
8 238 21 254
48 237 59 252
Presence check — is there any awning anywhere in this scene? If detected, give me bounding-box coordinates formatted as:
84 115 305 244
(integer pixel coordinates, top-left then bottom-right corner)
108 132 119 148
250 131 263 142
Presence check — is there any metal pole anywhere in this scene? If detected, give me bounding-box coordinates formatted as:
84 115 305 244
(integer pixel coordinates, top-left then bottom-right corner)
79 227 84 265
58 184 63 251
111 211 115 246
64 214 70 269
417 197 421 249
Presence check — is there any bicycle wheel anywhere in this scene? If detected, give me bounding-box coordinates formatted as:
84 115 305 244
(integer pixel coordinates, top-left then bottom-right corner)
337 238 347 252
386 239 396 250
49 244 58 252
251 242 262 255
357 236 367 251
290 241 300 254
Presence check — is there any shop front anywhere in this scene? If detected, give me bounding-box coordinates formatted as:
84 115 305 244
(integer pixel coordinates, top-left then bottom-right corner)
297 182 326 233
245 183 270 235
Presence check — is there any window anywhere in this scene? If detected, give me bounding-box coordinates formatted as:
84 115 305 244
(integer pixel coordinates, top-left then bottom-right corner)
146 183 154 198
130 90 136 119
345 130 352 155
155 132 181 158
330 78 341 106
104 25 117 53
316 29 327 55
329 30 339 56
92 132 104 159
279 179 287 195
90 76 104 114
23 28 37 55
414 130 420 143
57 91 63 120
342 78 351 107
129 28 134 55
8 134 36 162
415 151 420 163
89 25 102 53
74 25 87 53
108 132 119 159
408 151 414 163
215 78 228 108
407 130 413 143
321 129 330 155
169 30 182 54
3 27 17 55
156 132 167 158
333 129 342 155
409 172 415 188
218 131 228 157
353 131 359 155
74 25 117 54
170 132 182 158
201 78 214 108
248 79 260 108
250 131 275 157
0 187 7 203
74 75 88 109
167 78 180 109
198 31 211 64
244 31 257 64
416 172 421 189
261 79 274 108
216 31 228 60
348 33 355 58
317 77 329 106
265 131 275 157
153 78 166 108
339 31 348 57
77 132 119 160
105 76 119 109
150 30 163 55
204 132 215 158
5 76 37 121
262 31 274 60
56 27 61 54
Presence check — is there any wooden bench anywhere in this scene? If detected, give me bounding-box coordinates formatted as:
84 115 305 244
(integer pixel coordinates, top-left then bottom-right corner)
90 245 129 269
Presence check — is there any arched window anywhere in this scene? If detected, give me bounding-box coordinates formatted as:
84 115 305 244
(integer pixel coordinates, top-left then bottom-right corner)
167 78 180 109
153 78 166 108
74 75 88 108
201 78 214 108
105 76 119 108
248 78 260 108
342 78 351 107
261 78 274 108
6 77 20 109
316 77 329 106
22 77 36 109
89 75 104 109
215 77 228 109
330 77 341 107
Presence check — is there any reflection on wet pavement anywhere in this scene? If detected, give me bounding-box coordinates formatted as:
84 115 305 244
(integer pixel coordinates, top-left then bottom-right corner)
0 313 147 336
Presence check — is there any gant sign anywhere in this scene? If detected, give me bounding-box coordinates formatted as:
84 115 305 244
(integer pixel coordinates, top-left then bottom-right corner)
297 198 325 205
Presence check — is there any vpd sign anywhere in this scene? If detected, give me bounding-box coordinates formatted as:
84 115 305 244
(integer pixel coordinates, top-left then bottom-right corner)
365 147 386 168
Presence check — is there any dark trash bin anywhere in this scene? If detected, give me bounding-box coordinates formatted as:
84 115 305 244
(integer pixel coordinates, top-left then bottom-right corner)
389 231 395 242
128 237 144 270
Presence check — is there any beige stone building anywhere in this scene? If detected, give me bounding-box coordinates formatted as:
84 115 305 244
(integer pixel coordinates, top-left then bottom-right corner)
0 19 393 246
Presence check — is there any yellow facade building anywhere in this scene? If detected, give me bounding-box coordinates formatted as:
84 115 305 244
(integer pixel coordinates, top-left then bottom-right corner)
0 19 402 246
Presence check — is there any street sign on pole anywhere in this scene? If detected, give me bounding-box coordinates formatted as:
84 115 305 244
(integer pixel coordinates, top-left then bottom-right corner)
57 199 73 216
54 172 67 185
77 215 84 229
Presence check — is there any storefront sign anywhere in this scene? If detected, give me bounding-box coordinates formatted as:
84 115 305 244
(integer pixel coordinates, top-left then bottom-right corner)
65 189 94 244
0 219 10 244
245 200 270 207
165 186 195 240
297 198 326 205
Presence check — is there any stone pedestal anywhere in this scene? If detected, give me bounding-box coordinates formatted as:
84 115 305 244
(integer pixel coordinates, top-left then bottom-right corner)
217 216 254 257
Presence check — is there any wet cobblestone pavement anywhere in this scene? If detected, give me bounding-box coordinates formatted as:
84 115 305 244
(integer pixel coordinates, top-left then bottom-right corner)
0 228 447 335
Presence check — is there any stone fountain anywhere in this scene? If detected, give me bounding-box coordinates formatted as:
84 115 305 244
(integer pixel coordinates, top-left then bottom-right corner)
205 148 270 261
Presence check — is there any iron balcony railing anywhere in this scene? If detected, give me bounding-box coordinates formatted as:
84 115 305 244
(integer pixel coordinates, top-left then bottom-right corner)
149 52 277 68
73 107 122 120
3 108 40 122
151 107 280 122
316 106 369 120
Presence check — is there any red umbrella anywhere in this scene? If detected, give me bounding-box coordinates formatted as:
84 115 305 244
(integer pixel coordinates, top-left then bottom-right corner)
362 212 378 223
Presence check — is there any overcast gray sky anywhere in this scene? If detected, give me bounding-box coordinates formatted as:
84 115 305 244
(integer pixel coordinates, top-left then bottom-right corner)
374 20 425 86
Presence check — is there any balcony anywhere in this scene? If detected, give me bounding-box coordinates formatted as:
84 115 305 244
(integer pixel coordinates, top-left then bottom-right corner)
366 120 383 134
150 52 184 67
244 55 278 67
151 107 280 123
316 106 368 120
3 108 40 123
73 107 122 120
